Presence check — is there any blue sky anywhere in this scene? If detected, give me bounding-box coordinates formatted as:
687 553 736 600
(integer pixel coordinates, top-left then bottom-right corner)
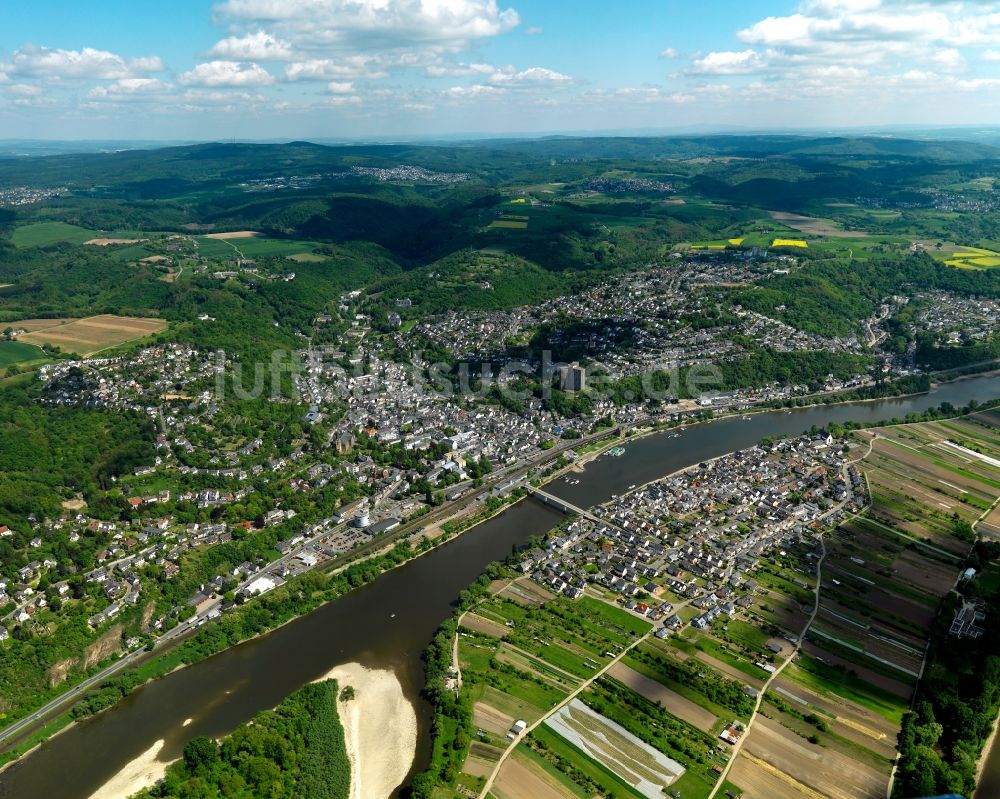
5 0 1000 140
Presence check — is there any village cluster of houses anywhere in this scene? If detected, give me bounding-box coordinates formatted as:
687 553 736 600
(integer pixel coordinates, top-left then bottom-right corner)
519 432 860 640
915 290 1000 345
401 260 869 390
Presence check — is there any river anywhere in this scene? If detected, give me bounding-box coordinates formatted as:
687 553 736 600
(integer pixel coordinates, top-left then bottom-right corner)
2 375 1000 799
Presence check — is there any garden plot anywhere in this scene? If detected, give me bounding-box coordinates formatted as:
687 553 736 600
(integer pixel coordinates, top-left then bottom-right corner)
544 698 686 799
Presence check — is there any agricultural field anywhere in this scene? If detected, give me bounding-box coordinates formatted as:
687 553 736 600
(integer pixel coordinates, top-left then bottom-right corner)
468 413 1000 799
731 714 886 799
496 578 555 607
767 210 870 239
84 236 146 246
606 662 718 732
930 243 1000 270
201 230 262 239
856 418 1000 550
452 587 743 799
9 221 99 248
492 748 576 799
719 414 1000 799
0 340 49 370
191 233 322 259
488 218 529 230
15 314 167 355
543 698 686 799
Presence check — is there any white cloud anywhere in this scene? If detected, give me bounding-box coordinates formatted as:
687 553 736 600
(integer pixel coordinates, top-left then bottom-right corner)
322 94 362 106
955 76 1000 91
488 66 572 84
445 83 504 97
739 1 1000 54
660 47 678 58
525 26 542 35
284 57 387 80
629 87 695 103
179 61 275 87
130 56 166 72
199 0 530 99
690 50 765 74
327 80 355 93
13 96 56 108
808 64 868 79
425 62 497 77
403 101 433 110
7 83 43 97
932 47 965 71
8 45 163 80
182 89 267 104
215 0 520 48
87 78 170 99
432 63 572 96
209 31 294 60
662 0 1000 109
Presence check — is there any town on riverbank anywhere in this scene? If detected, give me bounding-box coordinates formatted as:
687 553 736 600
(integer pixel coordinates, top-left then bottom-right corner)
419 408 1000 799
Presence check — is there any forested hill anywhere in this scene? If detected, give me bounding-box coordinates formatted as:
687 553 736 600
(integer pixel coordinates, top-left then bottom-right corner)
2 134 999 190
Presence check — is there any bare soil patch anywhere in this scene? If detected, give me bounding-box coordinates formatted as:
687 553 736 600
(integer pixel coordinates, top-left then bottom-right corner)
729 750 817 799
499 578 555 607
743 715 887 799
608 662 717 731
865 587 936 628
473 701 515 736
461 613 510 639
892 550 961 596
771 677 897 759
462 741 503 778
84 238 146 246
981 504 1000 537
18 314 166 355
201 230 262 239
493 750 576 799
9 318 73 332
768 210 868 238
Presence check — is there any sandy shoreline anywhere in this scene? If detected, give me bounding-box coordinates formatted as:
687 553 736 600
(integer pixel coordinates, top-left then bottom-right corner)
974 708 1000 796
83 660 418 799
86 739 169 799
315 662 418 799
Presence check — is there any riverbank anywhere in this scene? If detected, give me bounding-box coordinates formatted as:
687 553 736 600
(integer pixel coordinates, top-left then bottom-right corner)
975 709 1000 797
317 663 417 799
6 373 1000 799
86 739 167 799
0 373 959 766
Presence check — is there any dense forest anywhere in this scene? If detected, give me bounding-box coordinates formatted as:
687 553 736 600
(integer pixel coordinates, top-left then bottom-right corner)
135 679 349 799
0 382 156 523
893 542 1000 799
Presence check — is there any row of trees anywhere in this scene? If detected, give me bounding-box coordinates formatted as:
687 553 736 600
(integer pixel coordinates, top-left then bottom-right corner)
409 561 511 798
